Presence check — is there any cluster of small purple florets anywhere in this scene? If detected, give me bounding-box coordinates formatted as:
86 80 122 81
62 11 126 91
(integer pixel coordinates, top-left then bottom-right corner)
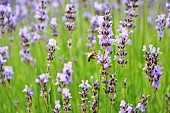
19 27 33 64
52 100 61 113
86 16 99 51
155 3 170 41
94 1 109 15
0 46 14 85
23 85 34 113
143 44 163 91
119 95 149 113
114 0 138 67
46 38 60 62
0 3 17 35
34 0 48 33
79 80 91 112
65 0 76 33
36 39 59 97
89 8 118 104
50 18 58 37
55 62 73 112
96 9 115 88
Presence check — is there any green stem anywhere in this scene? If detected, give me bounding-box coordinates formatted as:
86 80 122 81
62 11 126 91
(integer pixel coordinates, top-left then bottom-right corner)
3 87 13 113
97 69 102 113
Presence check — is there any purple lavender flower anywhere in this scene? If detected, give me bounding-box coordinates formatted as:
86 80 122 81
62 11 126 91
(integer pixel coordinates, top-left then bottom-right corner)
19 27 34 64
83 12 91 20
89 76 99 113
65 0 76 32
36 73 48 97
34 0 48 33
137 95 150 113
50 18 58 37
79 80 91 112
115 0 138 67
143 44 163 91
4 66 14 82
94 1 109 15
119 95 149 113
86 16 99 51
52 100 61 113
0 46 9 59
46 38 59 62
62 88 72 112
63 62 73 76
23 85 34 112
0 46 13 85
155 14 166 40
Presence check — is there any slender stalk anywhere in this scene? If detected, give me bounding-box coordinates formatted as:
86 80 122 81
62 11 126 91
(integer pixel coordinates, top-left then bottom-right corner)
97 68 102 113
3 87 13 113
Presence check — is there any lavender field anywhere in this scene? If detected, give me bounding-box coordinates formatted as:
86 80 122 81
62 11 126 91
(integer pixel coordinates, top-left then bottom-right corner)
0 0 170 113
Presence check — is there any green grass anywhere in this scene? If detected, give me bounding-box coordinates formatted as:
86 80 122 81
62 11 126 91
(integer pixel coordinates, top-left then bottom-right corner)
0 1 170 113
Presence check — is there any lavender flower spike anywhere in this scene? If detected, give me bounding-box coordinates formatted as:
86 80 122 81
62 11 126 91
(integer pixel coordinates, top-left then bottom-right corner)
52 100 61 113
23 85 34 112
46 38 59 62
143 44 163 91
89 76 99 113
155 14 166 41
50 18 58 37
4 66 14 82
79 80 91 112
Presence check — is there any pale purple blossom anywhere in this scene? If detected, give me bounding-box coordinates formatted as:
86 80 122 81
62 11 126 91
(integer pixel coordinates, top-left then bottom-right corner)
4 66 14 81
143 45 163 91
83 12 91 20
155 14 166 40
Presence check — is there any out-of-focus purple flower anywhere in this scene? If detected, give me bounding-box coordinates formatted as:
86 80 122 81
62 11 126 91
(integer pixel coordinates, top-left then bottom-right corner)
0 46 9 59
166 3 170 11
65 0 76 32
120 100 126 107
94 1 109 15
50 18 58 37
52 100 61 113
36 73 48 84
155 14 166 40
50 18 58 28
19 49 32 63
63 62 73 76
4 66 14 81
34 0 48 33
0 46 13 85
83 12 91 20
86 16 99 51
29 32 41 43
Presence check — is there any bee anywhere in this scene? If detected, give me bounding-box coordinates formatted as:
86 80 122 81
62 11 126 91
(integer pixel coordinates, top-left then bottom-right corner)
87 51 97 62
